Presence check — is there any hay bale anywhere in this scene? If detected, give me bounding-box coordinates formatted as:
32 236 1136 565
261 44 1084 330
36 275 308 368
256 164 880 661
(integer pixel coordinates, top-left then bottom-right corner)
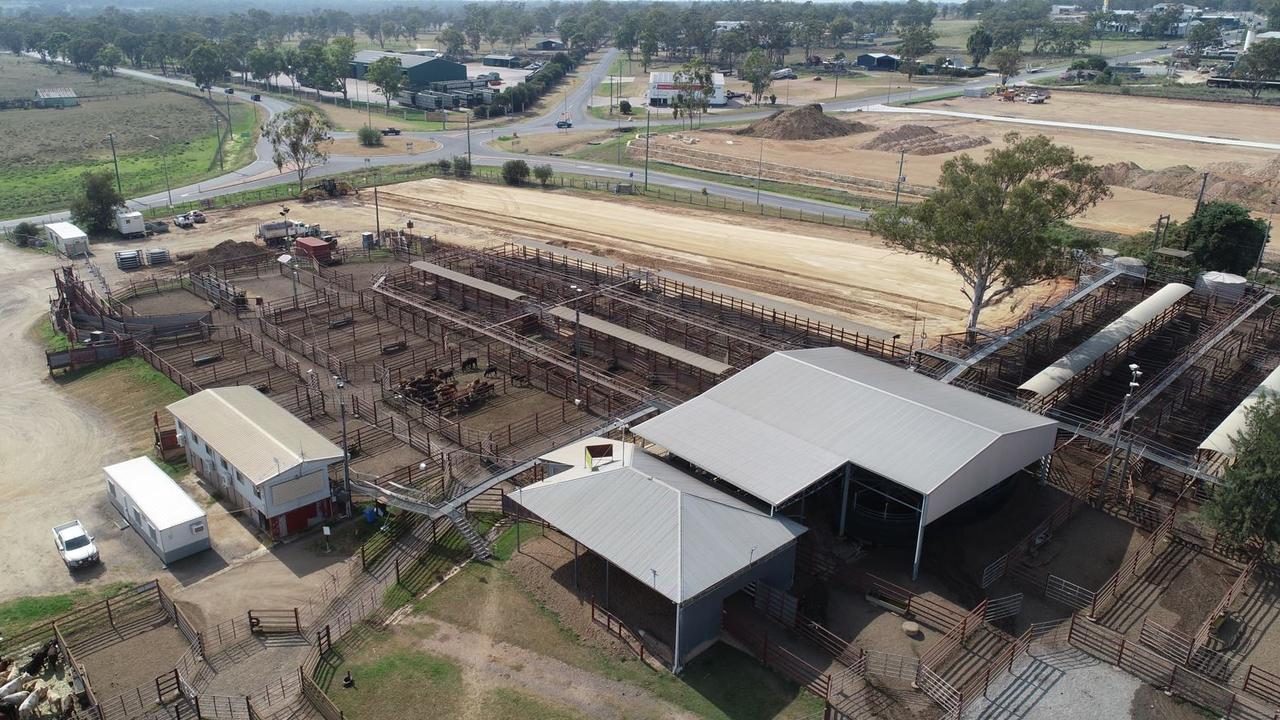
734 104 875 141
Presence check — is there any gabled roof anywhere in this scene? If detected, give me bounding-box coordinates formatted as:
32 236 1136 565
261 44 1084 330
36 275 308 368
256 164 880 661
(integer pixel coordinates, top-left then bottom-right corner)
167 387 343 485
516 440 805 604
37 87 76 99
633 348 1058 514
353 50 454 69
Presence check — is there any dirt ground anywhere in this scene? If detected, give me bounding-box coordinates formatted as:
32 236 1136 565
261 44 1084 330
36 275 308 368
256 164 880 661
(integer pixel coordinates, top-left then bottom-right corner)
324 137 441 157
76 613 190 699
374 179 1054 334
652 97 1280 235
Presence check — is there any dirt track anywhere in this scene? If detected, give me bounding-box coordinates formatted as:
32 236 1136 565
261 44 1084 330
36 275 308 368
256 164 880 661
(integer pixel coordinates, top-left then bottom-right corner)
374 179 1053 333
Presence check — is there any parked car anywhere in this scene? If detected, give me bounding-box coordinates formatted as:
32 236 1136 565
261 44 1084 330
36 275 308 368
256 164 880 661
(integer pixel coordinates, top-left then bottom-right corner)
381 127 402 136
224 87 235 94
251 93 262 101
555 119 573 129
173 214 196 229
53 520 99 569
189 210 207 223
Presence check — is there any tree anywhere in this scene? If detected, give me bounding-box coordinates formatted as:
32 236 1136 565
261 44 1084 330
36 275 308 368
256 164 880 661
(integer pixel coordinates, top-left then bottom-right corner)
619 99 632 115
263 106 333 186
452 155 472 178
1203 397 1280 553
967 27 993 67
247 47 281 88
12 221 41 247
502 159 531 185
1186 20 1221 57
991 47 1023 84
898 25 938 81
357 125 383 147
740 49 773 106
326 37 356 101
365 55 404 110
439 27 466 58
1180 201 1269 275
1233 39 1280 99
533 163 554 187
870 133 1110 332
69 170 124 234
187 42 226 89
829 16 855 48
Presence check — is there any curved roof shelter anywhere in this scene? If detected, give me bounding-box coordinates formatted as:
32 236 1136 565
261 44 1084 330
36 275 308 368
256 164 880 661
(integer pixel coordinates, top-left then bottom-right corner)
1199 364 1280 458
1018 283 1192 398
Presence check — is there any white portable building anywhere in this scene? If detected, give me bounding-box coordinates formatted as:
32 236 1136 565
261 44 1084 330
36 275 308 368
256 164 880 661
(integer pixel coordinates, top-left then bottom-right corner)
105 456 210 564
114 210 146 238
44 222 89 258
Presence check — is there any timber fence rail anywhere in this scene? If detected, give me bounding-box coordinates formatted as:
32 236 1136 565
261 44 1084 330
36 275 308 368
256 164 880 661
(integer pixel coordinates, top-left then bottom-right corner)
590 596 666 668
1090 513 1176 619
134 341 203 395
722 608 833 700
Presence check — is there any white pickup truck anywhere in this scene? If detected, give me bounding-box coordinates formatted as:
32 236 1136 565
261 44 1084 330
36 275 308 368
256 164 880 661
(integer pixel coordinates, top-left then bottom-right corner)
53 520 100 569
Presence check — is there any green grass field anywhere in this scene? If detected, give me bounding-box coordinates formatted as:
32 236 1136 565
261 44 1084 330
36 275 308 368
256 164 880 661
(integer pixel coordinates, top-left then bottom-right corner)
0 55 261 220
0 582 134 640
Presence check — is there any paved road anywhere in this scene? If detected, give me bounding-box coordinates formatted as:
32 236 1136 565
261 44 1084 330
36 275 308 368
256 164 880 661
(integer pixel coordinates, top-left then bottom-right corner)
1 46 1174 232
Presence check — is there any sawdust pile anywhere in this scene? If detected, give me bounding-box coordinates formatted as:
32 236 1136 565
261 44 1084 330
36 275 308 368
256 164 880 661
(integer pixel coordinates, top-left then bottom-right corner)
734 104 875 140
182 240 270 270
1102 157 1280 211
860 124 991 155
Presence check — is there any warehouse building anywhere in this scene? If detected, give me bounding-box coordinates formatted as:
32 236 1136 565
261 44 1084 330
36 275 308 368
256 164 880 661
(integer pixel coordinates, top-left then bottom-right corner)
514 438 805 671
350 50 466 86
105 456 209 564
856 52 901 71
167 387 345 540
634 348 1059 579
530 39 566 51
483 54 521 68
646 71 727 107
35 87 79 108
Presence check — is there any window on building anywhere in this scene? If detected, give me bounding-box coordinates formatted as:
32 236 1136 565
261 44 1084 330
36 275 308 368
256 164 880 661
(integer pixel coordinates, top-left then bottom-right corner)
254 485 262 499
219 457 228 470
107 482 116 497
190 522 206 534
147 524 157 541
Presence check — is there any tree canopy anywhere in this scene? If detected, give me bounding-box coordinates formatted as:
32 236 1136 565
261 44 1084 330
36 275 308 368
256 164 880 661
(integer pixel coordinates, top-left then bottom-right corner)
871 133 1109 332
262 106 333 186
69 170 124 234
1204 397 1280 553
1180 201 1269 276
364 55 404 110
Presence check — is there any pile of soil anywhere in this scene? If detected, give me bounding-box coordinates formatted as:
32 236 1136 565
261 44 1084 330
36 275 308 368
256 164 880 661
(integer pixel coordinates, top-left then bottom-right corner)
1102 157 1280 212
182 240 269 270
860 124 991 155
734 104 875 140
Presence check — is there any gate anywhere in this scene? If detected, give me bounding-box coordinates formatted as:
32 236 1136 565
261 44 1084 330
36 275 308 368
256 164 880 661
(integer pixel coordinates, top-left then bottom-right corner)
984 593 1023 622
753 582 799 627
154 668 181 703
980 554 1009 588
248 609 301 635
1045 574 1096 611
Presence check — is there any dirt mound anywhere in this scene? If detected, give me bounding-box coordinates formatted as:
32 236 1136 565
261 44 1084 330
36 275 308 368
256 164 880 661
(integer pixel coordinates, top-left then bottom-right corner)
734 104 874 140
860 124 991 155
183 240 268 270
1101 157 1280 212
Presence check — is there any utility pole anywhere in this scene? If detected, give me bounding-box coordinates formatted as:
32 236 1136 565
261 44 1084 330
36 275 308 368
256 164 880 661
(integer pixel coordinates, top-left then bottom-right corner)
755 138 764 205
569 284 584 401
340 396 352 517
211 115 224 171
1100 363 1141 505
894 150 906 208
643 108 651 191
104 133 123 197
148 134 173 208
466 112 472 165
1194 171 1209 214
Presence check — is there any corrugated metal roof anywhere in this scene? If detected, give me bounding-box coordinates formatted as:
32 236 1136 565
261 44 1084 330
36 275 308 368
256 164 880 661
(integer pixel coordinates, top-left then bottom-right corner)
167 387 343 485
655 270 894 340
1018 283 1192 397
410 261 530 301
36 87 76 99
353 50 442 68
1199 364 1280 457
633 348 1058 510
546 306 732 375
516 441 805 603
43 221 86 239
104 457 205 530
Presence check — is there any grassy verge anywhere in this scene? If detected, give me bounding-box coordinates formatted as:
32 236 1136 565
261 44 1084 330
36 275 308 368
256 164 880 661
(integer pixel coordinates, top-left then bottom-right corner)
32 317 73 352
894 89 964 106
57 357 188 403
380 512 503 609
0 582 136 640
1027 79 1280 106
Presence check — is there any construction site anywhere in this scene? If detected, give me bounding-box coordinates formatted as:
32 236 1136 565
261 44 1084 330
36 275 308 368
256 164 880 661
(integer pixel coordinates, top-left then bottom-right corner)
6 173 1280 720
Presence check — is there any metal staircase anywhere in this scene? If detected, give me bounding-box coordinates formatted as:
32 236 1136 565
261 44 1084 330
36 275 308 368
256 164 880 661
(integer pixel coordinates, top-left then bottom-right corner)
445 507 492 560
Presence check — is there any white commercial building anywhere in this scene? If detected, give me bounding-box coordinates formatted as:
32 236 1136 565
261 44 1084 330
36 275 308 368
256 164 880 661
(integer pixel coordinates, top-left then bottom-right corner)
105 456 210 564
168 387 344 539
647 71 727 107
44 221 89 258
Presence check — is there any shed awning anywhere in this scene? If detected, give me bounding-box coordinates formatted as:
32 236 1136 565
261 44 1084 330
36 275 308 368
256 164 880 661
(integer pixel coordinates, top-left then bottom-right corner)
634 348 1058 520
410 261 529 302
515 440 806 604
546 306 732 375
1199 364 1280 457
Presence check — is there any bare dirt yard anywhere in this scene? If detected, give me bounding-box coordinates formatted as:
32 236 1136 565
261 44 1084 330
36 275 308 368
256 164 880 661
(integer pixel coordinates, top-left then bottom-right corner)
323 136 441 157
372 178 1055 334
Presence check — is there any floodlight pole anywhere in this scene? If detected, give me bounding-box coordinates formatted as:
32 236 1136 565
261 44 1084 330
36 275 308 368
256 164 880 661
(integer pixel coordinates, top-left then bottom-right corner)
570 284 584 401
104 133 123 197
894 150 906 208
148 134 173 208
466 113 472 165
340 397 352 517
1100 364 1141 505
643 108 651 191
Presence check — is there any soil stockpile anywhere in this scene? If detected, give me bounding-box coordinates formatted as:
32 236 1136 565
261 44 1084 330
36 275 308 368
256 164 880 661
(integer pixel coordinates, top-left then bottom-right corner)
735 104 875 141
182 240 269 270
860 124 991 155
1102 157 1280 212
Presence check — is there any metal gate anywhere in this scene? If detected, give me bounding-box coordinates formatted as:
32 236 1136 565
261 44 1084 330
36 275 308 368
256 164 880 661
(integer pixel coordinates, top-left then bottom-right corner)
247 609 301 635
980 554 1009 588
1045 574 1096 611
753 582 799 628
984 593 1023 622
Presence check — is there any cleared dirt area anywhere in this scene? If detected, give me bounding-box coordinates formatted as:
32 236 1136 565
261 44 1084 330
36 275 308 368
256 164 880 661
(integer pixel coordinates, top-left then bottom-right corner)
494 129 615 156
373 178 1053 333
324 136 440 157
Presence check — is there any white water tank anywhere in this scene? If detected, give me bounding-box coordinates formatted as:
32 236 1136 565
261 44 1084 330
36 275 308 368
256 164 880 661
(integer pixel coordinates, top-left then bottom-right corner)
1245 28 1257 52
1114 256 1147 278
1196 271 1247 303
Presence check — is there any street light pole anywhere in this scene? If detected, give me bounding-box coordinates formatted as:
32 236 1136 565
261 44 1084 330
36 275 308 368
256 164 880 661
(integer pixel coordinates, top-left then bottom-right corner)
894 150 906 208
1100 364 1141 505
643 108 651 191
147 135 173 208
466 112 472 165
366 158 381 240
755 139 764 205
569 284 584 401
104 133 123 197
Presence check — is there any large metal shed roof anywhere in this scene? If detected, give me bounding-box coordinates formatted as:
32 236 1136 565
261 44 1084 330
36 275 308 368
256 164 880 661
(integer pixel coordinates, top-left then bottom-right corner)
1018 283 1192 397
633 347 1058 521
546 306 732 376
515 440 806 604
410 260 529 302
167 387 343 485
1199 364 1280 458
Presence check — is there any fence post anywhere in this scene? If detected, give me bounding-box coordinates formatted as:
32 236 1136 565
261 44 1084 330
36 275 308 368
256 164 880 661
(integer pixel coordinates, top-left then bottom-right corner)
294 607 301 634
395 556 402 586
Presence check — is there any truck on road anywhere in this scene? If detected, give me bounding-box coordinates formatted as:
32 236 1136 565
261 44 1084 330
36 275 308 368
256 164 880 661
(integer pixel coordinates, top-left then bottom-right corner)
53 520 100 569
